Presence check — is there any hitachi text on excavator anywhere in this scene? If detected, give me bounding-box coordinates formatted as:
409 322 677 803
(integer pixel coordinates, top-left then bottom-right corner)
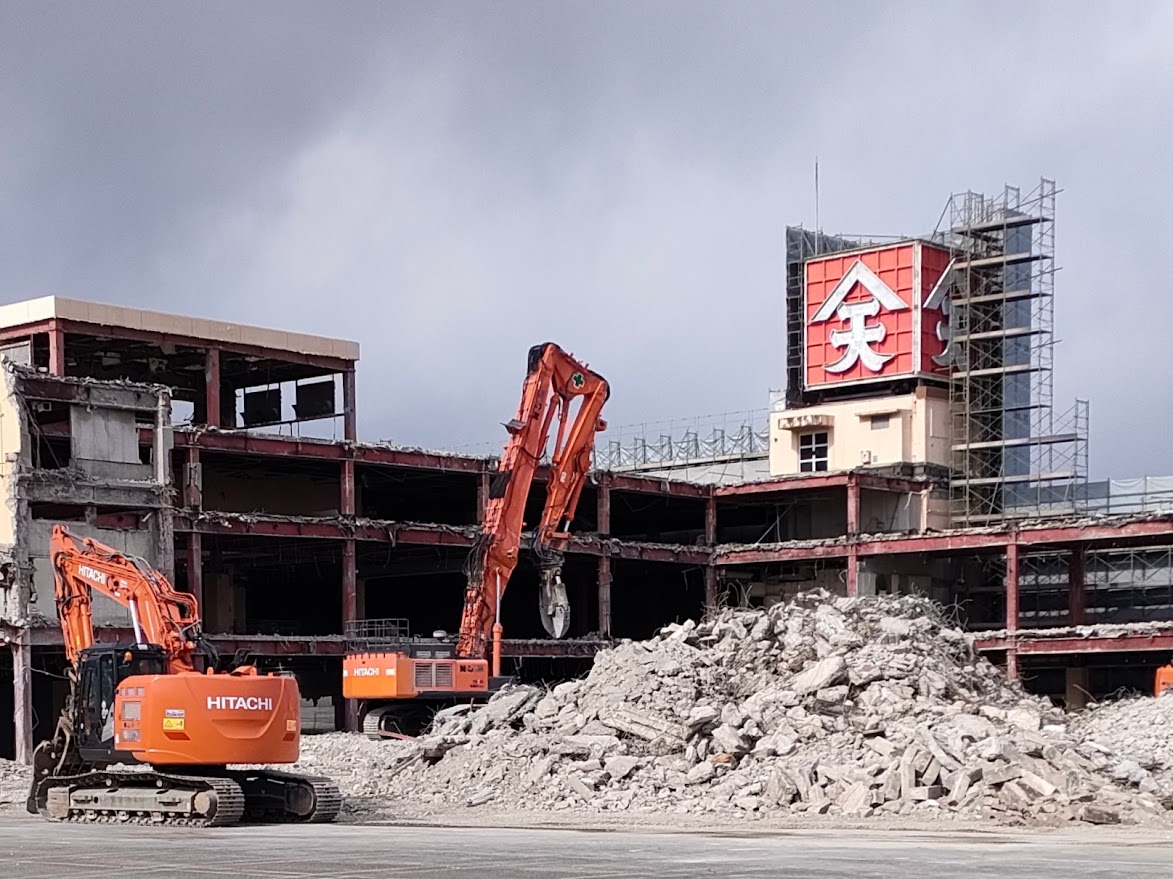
26 526 341 826
344 342 608 737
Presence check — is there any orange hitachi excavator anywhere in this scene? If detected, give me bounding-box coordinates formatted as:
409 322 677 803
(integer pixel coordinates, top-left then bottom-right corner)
344 342 609 737
26 525 341 826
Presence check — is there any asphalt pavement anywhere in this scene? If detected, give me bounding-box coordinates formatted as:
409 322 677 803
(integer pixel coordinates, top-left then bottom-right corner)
2 815 1172 878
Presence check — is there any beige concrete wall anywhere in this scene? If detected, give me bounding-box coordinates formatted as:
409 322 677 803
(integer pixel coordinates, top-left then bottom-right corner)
769 389 951 476
0 368 26 623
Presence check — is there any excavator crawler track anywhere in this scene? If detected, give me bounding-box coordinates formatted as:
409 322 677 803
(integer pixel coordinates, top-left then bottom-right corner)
30 769 340 827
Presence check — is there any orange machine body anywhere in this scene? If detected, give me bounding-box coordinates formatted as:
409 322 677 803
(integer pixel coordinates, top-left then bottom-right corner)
1155 664 1173 697
342 652 488 700
114 671 300 765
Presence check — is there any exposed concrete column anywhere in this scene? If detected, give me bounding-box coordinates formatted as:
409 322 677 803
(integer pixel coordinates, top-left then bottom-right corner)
846 548 859 597
1068 548 1087 626
47 321 65 376
597 477 611 535
596 477 612 635
341 538 358 733
341 458 355 517
184 447 202 509
1065 665 1090 710
704 495 716 545
187 533 203 609
155 385 175 582
1005 540 1020 681
704 565 717 610
1005 541 1020 634
847 474 861 536
476 471 490 524
204 348 221 429
13 634 32 765
342 369 357 442
597 553 612 637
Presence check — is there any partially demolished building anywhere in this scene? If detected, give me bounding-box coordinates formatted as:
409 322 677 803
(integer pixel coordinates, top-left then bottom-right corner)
5 179 1173 762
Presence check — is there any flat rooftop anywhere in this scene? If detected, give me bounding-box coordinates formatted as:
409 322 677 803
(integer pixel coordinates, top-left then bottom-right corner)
0 295 359 362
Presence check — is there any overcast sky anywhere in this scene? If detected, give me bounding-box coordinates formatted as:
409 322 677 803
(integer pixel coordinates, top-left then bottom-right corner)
2 1 1171 477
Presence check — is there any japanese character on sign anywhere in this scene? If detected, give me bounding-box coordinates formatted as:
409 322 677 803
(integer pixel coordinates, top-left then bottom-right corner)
810 260 908 376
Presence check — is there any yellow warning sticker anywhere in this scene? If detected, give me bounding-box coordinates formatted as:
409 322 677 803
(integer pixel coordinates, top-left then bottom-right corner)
286 719 297 732
163 717 185 731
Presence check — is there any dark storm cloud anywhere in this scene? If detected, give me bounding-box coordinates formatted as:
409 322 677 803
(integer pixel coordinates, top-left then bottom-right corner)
2 1 1171 476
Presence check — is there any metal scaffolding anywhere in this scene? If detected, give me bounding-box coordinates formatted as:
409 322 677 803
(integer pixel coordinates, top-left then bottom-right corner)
934 179 1088 525
1018 549 1173 627
593 409 769 472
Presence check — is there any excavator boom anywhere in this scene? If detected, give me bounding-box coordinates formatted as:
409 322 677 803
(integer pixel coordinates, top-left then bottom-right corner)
344 342 608 738
457 342 608 660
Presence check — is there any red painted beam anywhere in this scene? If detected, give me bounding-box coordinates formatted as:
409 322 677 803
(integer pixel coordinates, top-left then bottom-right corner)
717 543 851 565
975 632 1173 655
171 428 491 473
0 319 55 343
714 473 934 498
172 513 709 562
1017 519 1173 548
173 513 478 547
605 473 710 499
565 538 710 565
714 474 848 496
854 474 938 494
26 626 350 656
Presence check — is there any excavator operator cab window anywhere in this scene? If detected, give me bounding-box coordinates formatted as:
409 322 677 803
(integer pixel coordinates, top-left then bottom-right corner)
78 650 117 748
77 645 168 752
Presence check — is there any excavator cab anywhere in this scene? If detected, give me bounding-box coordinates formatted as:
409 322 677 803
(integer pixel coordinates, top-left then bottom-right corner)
75 644 167 761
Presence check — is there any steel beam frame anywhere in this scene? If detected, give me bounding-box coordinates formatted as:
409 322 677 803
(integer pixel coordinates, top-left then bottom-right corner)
23 626 607 659
171 513 712 565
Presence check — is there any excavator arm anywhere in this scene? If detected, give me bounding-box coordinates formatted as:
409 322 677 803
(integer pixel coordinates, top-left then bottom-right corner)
456 342 609 662
50 525 214 674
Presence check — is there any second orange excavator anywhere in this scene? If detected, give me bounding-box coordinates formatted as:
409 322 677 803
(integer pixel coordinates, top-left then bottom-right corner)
344 342 609 736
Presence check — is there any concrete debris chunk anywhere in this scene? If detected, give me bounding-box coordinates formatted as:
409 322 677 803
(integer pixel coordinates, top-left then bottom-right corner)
604 756 640 781
266 590 1173 830
790 656 847 695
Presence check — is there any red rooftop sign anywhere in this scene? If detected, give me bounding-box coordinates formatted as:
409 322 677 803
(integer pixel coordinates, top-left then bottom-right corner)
804 241 953 390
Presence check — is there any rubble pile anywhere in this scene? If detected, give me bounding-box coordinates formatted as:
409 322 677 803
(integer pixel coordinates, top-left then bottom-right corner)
0 759 29 812
334 591 1170 826
1073 693 1173 790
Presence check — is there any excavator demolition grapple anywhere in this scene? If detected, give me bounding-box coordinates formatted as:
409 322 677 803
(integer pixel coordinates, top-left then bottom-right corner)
26 526 341 826
345 342 609 737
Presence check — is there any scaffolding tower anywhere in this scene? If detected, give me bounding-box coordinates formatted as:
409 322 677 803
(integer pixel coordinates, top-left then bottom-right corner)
935 178 1089 526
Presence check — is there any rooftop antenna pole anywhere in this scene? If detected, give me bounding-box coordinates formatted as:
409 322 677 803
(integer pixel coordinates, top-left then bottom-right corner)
814 157 821 254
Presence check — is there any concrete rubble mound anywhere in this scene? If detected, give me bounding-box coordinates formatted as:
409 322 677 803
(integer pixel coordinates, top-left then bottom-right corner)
0 759 29 811
308 591 1171 826
1072 692 1173 791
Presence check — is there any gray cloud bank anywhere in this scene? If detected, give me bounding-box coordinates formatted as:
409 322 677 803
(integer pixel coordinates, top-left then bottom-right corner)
2 1 1171 476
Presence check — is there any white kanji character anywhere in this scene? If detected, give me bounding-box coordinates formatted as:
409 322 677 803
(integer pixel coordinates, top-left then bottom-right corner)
825 299 894 373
